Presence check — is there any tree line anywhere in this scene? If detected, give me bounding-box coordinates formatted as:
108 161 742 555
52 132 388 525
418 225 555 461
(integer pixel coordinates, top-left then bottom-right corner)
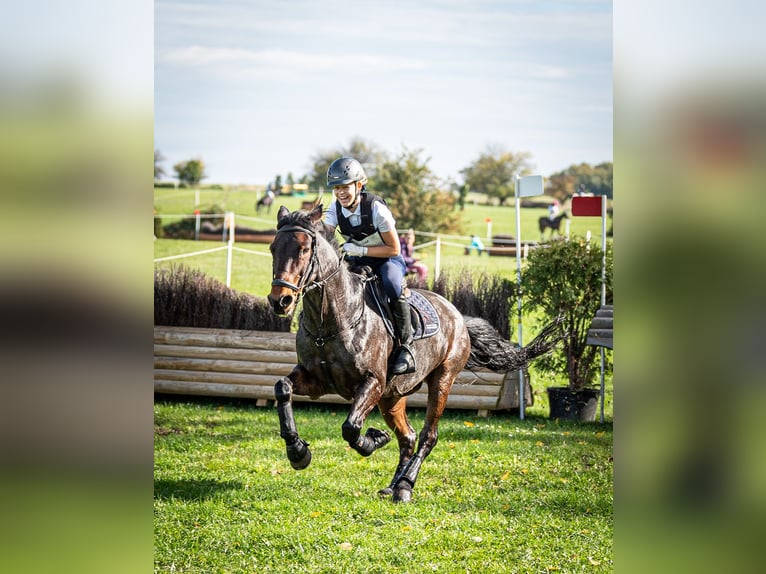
155 138 612 235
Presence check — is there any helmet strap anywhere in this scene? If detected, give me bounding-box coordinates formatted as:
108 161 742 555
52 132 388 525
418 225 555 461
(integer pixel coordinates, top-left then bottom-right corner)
348 182 363 211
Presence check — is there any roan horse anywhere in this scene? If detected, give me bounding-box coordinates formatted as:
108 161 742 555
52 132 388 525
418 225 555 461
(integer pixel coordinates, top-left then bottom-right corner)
267 205 563 503
538 211 569 239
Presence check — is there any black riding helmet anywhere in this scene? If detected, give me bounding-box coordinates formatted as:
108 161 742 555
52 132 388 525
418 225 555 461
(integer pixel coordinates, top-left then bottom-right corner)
327 157 367 188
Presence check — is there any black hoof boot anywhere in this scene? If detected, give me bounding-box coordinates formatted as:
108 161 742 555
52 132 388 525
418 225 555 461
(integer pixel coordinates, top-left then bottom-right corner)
354 428 391 457
286 438 312 470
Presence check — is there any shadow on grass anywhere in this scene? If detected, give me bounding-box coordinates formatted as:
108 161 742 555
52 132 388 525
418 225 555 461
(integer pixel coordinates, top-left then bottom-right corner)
154 478 243 501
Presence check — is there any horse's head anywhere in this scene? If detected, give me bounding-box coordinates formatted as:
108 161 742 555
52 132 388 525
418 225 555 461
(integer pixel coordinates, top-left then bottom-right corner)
267 204 325 316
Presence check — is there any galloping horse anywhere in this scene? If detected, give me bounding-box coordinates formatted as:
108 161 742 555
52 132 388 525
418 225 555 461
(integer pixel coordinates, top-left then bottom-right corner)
267 205 563 503
538 211 569 239
256 193 274 215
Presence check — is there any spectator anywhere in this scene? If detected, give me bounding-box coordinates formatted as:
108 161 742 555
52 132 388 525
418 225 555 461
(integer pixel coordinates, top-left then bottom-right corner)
467 235 485 255
400 229 428 283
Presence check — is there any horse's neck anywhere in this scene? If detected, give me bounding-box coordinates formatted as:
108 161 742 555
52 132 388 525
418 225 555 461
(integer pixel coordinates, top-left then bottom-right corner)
302 245 364 328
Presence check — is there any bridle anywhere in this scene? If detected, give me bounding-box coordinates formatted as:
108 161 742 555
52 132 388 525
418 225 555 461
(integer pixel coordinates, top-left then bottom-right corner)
270 224 319 294
271 222 345 304
270 219 365 348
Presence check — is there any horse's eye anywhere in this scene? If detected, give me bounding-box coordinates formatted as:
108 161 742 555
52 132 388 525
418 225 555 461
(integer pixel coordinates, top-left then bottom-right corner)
301 247 311 256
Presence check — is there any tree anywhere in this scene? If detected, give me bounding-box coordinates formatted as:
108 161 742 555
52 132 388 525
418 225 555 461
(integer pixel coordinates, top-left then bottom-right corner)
548 162 613 199
306 137 388 191
173 158 208 187
155 150 166 180
374 147 462 235
545 172 578 202
460 147 534 206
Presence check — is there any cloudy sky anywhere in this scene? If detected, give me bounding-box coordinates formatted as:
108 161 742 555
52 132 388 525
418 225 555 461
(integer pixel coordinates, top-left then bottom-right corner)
155 0 612 186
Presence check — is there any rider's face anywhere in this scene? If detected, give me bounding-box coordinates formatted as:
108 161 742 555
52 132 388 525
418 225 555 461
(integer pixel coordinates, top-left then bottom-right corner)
333 182 359 208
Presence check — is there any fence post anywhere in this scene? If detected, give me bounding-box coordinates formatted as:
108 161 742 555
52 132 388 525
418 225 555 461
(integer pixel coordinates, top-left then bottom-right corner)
226 211 235 287
434 235 441 280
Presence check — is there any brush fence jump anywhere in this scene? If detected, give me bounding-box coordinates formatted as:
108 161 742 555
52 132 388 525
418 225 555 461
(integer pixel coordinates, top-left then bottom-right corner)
154 326 531 416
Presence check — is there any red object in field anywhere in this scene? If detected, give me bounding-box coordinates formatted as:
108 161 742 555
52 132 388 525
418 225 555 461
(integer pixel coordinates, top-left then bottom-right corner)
571 196 603 216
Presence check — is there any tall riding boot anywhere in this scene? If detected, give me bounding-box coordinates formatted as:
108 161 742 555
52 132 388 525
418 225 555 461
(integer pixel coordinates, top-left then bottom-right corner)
391 294 416 375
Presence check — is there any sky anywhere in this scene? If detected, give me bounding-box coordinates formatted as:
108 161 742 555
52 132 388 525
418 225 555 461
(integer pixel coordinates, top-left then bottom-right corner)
155 0 613 186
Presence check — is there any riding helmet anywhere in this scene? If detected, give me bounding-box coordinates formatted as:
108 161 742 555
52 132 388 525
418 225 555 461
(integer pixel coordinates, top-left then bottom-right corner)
327 157 367 187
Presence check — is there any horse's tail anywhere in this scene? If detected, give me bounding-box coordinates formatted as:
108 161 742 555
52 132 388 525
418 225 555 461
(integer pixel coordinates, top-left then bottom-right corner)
464 314 565 372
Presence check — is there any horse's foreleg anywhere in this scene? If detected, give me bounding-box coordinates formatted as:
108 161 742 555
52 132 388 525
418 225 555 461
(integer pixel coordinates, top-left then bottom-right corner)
274 370 315 470
342 375 391 457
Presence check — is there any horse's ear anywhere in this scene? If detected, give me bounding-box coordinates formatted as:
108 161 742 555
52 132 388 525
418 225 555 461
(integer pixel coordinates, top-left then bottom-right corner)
308 203 323 224
277 205 290 222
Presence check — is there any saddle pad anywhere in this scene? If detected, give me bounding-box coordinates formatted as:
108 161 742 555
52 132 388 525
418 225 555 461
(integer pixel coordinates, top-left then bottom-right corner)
407 289 440 340
363 279 440 341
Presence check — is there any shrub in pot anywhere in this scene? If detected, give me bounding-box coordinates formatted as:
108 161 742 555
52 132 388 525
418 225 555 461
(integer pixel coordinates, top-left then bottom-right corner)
522 236 613 420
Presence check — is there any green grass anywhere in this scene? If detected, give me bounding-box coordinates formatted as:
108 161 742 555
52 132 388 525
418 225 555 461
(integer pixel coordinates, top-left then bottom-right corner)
155 398 613 573
153 186 609 298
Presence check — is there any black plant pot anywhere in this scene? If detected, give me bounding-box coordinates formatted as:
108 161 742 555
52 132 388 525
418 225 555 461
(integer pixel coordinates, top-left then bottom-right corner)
547 387 599 422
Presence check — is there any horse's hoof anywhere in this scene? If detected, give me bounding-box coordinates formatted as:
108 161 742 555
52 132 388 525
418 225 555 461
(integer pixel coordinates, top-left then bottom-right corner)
287 440 312 470
378 487 393 497
353 428 391 457
366 428 391 449
392 487 412 504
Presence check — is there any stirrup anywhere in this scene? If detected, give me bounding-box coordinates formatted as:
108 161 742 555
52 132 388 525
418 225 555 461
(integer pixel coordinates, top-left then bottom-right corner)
392 345 416 375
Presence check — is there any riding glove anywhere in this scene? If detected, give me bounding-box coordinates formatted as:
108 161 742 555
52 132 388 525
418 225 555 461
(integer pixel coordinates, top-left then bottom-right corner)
342 243 367 257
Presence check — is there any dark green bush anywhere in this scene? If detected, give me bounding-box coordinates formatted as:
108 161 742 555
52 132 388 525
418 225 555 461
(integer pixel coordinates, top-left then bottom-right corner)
522 237 613 389
154 265 291 331
429 269 514 339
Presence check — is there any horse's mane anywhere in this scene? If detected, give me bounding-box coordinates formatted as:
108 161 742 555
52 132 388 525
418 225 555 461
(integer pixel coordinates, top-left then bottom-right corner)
277 207 339 249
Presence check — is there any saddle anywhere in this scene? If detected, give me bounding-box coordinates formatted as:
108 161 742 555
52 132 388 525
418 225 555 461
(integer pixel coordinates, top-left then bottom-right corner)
360 271 440 340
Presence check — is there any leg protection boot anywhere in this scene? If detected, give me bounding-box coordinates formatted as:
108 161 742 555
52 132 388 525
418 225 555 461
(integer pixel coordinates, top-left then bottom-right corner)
391 294 416 375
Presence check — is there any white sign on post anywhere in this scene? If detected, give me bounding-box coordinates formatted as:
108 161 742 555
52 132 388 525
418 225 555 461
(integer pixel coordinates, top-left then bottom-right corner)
518 175 544 198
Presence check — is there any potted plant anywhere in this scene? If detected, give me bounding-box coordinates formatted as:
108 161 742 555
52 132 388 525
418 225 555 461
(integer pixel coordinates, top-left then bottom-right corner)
521 236 613 421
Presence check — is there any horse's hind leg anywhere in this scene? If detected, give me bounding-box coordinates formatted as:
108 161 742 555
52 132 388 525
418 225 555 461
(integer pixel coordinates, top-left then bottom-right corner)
342 375 391 458
390 367 457 503
377 396 417 497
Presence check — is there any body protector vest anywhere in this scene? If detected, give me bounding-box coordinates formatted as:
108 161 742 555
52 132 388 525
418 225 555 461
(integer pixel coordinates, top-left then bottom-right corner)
336 192 389 266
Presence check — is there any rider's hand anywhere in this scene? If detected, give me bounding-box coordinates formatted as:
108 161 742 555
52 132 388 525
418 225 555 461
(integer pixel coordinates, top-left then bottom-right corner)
342 243 367 257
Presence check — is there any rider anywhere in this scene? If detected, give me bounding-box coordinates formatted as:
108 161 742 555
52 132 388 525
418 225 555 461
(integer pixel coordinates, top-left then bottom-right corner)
323 156 416 375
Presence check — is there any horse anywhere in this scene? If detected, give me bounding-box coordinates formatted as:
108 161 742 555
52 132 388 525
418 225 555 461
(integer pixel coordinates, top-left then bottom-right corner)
267 204 564 503
538 211 569 239
256 193 274 215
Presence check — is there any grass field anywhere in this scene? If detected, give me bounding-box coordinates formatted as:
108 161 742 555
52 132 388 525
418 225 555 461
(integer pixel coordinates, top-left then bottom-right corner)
154 398 613 573
153 186 610 298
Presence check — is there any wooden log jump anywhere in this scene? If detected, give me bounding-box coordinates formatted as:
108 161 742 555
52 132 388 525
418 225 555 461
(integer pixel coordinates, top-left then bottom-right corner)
154 326 532 416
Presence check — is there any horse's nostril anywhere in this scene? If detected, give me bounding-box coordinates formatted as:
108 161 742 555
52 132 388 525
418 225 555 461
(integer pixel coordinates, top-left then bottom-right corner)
280 295 294 309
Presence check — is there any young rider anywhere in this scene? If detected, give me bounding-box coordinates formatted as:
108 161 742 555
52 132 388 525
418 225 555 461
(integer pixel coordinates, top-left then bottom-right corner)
323 156 416 375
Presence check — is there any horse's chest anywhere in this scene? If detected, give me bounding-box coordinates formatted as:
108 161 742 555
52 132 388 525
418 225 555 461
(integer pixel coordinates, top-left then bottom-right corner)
295 337 382 393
